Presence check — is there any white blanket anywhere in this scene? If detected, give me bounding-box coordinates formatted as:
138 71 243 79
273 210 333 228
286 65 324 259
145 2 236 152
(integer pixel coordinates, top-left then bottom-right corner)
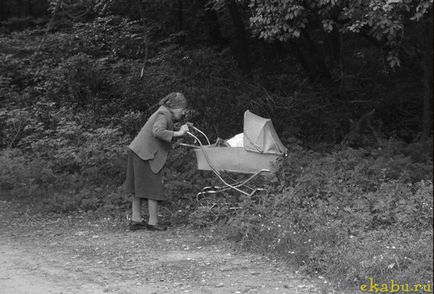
226 133 244 147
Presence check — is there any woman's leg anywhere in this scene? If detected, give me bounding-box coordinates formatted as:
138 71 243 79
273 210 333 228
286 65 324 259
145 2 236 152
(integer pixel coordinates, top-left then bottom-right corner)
131 197 143 222
148 199 159 225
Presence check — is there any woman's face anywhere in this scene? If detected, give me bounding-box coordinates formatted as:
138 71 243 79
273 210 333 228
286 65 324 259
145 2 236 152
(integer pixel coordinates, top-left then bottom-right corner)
171 108 187 120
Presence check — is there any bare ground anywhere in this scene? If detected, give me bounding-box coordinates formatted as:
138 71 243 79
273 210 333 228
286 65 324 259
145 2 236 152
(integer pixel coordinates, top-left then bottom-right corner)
0 199 327 294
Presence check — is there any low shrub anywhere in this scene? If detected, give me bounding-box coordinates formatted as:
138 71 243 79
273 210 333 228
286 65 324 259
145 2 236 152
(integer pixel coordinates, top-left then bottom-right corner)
0 103 132 215
0 21 432 293
213 141 433 291
326 229 433 290
0 147 133 215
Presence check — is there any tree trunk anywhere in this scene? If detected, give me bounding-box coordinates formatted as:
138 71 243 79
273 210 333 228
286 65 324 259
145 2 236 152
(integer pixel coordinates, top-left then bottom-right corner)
27 0 33 16
196 0 226 45
133 0 144 20
225 0 251 76
421 21 433 140
292 31 331 82
15 0 26 17
329 27 341 63
204 8 225 45
177 0 185 44
178 0 183 31
0 0 7 20
421 52 432 140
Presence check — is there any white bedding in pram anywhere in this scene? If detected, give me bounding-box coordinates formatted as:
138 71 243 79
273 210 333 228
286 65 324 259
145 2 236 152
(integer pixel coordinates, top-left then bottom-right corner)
226 133 244 147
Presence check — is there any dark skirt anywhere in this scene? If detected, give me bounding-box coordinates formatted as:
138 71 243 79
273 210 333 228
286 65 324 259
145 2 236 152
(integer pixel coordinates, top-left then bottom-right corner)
125 150 166 201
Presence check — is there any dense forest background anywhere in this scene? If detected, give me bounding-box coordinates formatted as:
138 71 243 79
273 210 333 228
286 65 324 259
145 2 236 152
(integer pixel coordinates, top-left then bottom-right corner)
0 0 432 292
1 0 432 144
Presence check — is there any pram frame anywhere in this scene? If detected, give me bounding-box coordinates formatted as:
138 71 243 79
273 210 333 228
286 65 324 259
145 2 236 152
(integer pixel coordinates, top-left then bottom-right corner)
184 125 270 197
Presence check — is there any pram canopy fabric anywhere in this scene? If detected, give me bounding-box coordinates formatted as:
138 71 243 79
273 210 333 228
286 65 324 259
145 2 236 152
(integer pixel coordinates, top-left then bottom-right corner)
243 110 288 155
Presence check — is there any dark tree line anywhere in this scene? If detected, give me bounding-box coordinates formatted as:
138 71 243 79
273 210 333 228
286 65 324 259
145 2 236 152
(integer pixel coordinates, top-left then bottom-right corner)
1 0 432 142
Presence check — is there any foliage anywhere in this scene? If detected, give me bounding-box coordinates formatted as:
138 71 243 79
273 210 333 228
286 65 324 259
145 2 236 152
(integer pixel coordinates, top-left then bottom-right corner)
0 96 132 214
246 0 433 67
0 0 49 23
0 4 432 293
217 142 433 290
1 4 430 142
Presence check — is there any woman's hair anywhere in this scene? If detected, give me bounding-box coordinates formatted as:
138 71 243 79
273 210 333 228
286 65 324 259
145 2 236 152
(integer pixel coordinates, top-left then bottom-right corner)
158 92 188 109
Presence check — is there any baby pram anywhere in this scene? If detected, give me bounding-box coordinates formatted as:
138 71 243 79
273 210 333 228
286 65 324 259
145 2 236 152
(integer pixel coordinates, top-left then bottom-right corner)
182 110 287 196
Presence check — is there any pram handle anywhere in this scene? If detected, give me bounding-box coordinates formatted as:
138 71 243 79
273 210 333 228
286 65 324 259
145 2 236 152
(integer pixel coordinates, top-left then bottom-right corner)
183 124 270 197
186 124 211 145
179 143 199 149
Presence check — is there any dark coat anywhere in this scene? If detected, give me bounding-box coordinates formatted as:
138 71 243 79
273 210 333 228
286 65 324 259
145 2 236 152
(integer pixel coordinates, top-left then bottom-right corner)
128 106 174 173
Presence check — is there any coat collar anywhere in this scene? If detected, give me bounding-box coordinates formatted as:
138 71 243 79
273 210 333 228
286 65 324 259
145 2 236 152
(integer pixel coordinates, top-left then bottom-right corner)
157 105 174 124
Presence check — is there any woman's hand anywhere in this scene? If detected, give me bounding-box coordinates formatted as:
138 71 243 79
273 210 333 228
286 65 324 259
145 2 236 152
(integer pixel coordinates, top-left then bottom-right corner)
174 124 190 137
179 124 189 135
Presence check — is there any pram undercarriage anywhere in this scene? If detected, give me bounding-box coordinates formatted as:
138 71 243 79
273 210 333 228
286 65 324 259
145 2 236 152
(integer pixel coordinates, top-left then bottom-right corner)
182 111 288 197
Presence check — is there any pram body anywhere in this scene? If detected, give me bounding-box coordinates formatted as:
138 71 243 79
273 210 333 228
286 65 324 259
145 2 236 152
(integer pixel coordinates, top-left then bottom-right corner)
186 110 287 196
194 146 280 174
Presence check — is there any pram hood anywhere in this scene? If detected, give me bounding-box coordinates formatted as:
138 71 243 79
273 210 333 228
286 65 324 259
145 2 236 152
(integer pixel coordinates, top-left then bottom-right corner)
243 110 288 155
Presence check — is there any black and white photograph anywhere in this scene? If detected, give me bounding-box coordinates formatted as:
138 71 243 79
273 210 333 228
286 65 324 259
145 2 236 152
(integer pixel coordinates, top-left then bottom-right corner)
0 0 432 293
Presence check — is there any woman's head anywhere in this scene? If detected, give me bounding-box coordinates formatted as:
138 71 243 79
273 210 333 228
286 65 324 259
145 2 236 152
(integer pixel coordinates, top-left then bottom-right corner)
159 92 188 109
159 92 188 120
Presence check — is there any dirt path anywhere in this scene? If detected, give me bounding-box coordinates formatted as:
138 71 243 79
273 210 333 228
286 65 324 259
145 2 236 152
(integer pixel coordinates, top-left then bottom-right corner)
0 199 324 294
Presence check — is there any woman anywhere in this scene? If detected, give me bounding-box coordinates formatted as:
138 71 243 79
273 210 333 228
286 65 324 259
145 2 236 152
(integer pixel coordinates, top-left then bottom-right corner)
125 92 190 231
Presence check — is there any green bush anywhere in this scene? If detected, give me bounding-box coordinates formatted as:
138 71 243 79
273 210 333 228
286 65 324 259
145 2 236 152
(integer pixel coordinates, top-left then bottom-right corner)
217 142 433 291
326 229 433 289
0 149 54 196
0 102 132 214
0 19 432 293
0 148 131 214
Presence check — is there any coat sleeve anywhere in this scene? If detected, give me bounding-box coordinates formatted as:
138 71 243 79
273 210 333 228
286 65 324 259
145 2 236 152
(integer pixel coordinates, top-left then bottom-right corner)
152 113 174 142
